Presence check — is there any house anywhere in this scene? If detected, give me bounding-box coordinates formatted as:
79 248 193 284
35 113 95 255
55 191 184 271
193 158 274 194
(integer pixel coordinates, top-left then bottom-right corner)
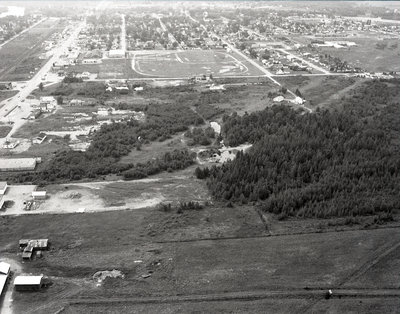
0 182 8 195
2 140 19 149
32 190 47 200
28 109 42 120
273 96 285 102
32 133 47 145
69 99 85 106
39 96 57 112
115 86 129 94
82 58 102 64
0 261 10 296
134 86 144 91
97 107 110 116
14 276 43 291
108 49 125 58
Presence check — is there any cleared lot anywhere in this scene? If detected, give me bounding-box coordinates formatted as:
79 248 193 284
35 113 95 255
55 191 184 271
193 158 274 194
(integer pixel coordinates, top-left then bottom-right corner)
0 18 65 81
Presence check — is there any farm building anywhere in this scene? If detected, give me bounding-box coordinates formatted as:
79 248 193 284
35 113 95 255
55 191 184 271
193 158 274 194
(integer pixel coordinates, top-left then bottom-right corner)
69 99 85 106
32 190 47 200
97 107 110 116
14 276 43 291
20 239 49 260
273 96 285 102
0 182 8 195
2 140 19 149
0 196 4 211
0 158 37 172
32 133 47 145
0 261 10 296
82 58 102 64
39 96 57 112
28 109 42 120
108 49 125 58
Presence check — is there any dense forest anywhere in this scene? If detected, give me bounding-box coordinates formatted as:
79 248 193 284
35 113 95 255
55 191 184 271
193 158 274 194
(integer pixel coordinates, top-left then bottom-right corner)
197 79 400 219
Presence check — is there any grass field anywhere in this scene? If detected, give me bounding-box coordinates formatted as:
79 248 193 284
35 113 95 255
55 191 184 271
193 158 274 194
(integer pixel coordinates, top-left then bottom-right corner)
131 50 264 78
0 90 18 104
276 75 361 109
1 205 398 314
0 18 65 81
317 37 400 73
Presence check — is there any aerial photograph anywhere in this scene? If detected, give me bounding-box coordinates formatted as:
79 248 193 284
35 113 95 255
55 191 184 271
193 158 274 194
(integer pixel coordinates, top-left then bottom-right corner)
0 0 399 313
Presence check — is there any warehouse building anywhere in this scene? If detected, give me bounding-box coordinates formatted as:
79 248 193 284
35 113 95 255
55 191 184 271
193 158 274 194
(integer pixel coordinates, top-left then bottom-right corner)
0 261 10 296
14 276 43 291
0 158 37 172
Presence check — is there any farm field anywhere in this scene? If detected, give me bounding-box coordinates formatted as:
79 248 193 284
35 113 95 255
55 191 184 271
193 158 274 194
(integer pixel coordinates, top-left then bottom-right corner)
316 37 400 73
0 18 65 81
276 75 361 108
131 50 265 78
0 206 398 314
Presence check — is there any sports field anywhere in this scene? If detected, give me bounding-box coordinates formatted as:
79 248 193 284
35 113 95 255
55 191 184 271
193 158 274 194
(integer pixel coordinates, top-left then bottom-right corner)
132 50 264 78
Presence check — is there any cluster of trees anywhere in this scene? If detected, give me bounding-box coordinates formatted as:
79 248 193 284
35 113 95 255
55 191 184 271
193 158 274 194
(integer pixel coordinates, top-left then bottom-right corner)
197 80 400 219
15 102 203 183
184 127 216 146
123 149 196 179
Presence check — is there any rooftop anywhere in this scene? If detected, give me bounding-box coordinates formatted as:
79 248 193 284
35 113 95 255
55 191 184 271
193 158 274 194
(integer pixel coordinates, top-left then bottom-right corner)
0 262 10 275
14 275 43 286
0 158 37 171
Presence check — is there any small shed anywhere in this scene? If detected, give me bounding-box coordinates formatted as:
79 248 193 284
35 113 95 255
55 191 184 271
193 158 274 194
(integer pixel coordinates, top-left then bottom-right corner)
14 276 43 291
0 182 7 195
32 191 47 200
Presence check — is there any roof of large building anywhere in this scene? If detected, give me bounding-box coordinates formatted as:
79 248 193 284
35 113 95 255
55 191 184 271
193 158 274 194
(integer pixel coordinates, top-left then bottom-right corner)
0 262 10 275
0 181 7 190
14 275 43 286
0 158 37 170
0 275 7 296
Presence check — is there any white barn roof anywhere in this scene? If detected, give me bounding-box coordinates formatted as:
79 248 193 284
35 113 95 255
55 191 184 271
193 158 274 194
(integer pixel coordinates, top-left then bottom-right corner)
0 262 10 275
14 275 43 286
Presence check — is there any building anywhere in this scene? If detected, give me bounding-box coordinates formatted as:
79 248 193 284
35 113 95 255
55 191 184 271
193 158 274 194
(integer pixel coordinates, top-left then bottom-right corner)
82 58 102 64
0 182 8 195
32 190 47 200
108 49 125 58
28 109 42 120
0 261 10 296
2 140 19 149
19 239 49 260
32 133 47 145
14 276 43 291
0 158 37 172
273 96 285 102
69 99 85 106
39 96 57 112
97 107 110 116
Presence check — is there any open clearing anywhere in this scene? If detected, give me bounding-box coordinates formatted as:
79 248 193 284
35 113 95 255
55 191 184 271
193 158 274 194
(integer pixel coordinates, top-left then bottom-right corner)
132 50 264 78
0 18 65 81
276 75 361 109
0 207 398 314
316 37 400 73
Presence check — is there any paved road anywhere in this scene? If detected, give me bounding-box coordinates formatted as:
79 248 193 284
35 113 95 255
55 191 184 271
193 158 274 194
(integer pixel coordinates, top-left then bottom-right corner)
120 14 126 52
0 20 86 145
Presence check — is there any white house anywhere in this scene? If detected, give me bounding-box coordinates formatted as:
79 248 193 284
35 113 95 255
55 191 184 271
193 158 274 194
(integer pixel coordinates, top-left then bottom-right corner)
39 96 57 112
32 190 47 200
32 133 47 145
